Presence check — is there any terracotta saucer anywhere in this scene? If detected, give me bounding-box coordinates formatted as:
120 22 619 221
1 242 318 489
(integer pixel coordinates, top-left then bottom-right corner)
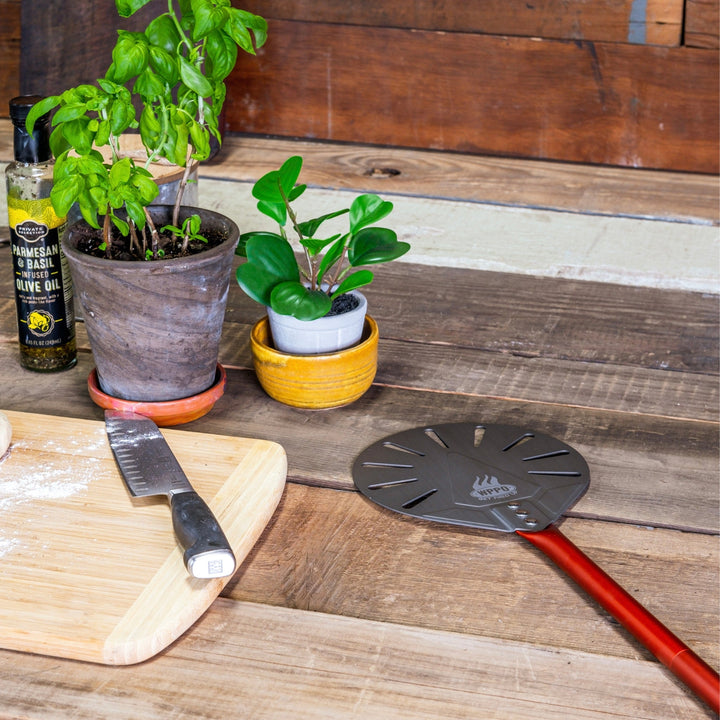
88 364 226 426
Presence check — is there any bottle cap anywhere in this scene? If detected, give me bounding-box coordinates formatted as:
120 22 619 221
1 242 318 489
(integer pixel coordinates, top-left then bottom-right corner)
9 95 51 163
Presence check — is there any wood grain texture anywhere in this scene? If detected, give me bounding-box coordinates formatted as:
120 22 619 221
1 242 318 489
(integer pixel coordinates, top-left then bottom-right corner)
225 482 719 667
0 598 711 720
0 344 715 533
227 20 720 172
0 411 286 664
2 122 718 224
685 0 720 48
19 0 161 95
240 0 684 45
0 0 20 117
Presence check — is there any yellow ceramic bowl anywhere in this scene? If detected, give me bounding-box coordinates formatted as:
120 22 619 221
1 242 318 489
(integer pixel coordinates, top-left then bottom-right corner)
250 315 378 409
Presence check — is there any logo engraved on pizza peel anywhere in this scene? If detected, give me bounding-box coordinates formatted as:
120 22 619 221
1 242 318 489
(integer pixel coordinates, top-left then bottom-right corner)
470 474 517 501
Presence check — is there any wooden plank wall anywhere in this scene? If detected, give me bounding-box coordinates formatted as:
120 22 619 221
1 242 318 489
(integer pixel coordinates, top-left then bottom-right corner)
0 0 20 112
2 0 719 173
229 0 719 173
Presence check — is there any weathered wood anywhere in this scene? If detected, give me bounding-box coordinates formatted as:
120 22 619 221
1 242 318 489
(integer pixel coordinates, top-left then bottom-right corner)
0 0 20 117
685 0 720 48
2 122 718 225
201 135 720 226
221 262 720 374
0 346 716 533
240 0 684 46
19 0 162 95
228 21 720 173
225 482 720 667
2 294 716 423
0 598 710 720
2 251 718 375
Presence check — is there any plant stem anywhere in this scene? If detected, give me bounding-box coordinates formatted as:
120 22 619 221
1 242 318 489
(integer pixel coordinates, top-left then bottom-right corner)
103 212 112 259
281 185 317 289
143 207 161 259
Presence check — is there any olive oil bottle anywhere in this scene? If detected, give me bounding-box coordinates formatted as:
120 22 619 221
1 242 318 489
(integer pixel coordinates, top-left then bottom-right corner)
6 96 76 371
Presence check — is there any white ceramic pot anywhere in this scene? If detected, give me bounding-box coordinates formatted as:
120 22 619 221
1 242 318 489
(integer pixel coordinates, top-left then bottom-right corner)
266 291 368 355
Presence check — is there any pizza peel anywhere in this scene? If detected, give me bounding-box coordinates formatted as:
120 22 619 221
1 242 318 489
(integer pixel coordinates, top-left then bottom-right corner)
352 422 719 711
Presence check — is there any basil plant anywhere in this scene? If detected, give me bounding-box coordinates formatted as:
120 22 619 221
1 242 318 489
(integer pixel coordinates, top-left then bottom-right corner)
26 0 266 259
236 156 411 321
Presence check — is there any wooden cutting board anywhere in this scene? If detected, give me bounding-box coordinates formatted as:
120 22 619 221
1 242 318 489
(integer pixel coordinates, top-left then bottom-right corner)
0 410 286 665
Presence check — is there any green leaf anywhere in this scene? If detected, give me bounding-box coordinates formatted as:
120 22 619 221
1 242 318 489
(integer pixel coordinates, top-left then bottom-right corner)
109 97 134 135
235 232 299 305
49 125 70 157
251 156 303 204
277 155 303 197
331 269 374 298
125 199 146 227
131 173 159 204
25 95 61 133
109 157 133 186
205 29 237 81
348 227 410 266
148 45 178 84
257 200 286 225
133 68 166 100
189 121 210 160
270 281 332 321
94 119 111 147
61 118 93 155
297 208 349 239
300 234 341 258
191 0 229 40
110 214 129 236
316 234 349 284
349 194 394 233
145 14 181 53
50 175 83 217
115 0 152 18
178 54 213 97
226 8 267 54
112 31 149 83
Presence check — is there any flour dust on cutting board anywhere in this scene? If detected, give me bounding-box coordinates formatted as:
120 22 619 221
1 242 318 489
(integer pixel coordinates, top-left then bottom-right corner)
0 426 108 558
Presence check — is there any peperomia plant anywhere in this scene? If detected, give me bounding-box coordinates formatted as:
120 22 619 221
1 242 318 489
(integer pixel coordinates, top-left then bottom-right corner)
236 156 411 321
26 0 266 260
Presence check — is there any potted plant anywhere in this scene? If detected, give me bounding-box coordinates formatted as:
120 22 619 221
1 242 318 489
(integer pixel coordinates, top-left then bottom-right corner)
26 0 267 421
236 155 410 408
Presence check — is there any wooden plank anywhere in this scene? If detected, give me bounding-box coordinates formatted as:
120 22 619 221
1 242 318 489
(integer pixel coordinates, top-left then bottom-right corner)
1 294 716 423
2 253 718 376
221 263 720 375
201 136 720 226
685 0 720 48
240 0 684 46
225 482 720 668
0 0 20 117
2 122 718 225
19 0 162 96
0 346 716 534
0 598 709 719
227 21 720 173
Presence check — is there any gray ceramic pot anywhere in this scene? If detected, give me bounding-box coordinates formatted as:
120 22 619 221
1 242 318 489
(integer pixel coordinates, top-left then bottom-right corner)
62 206 239 402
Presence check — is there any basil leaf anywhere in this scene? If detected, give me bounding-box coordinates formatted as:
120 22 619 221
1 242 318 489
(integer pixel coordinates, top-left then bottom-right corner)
178 55 213 97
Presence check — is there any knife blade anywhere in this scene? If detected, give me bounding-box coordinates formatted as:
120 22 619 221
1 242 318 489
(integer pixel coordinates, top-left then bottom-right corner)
105 409 236 579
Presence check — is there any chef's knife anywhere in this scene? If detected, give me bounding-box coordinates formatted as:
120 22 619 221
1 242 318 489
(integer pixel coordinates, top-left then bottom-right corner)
105 409 236 579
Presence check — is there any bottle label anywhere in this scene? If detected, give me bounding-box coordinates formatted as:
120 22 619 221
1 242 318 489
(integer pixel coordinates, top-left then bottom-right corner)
9 197 75 349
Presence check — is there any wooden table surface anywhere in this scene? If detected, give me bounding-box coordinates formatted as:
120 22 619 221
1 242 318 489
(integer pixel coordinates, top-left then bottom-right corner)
0 135 718 719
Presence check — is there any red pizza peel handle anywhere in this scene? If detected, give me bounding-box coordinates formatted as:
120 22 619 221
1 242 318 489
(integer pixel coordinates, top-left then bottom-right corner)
517 525 719 713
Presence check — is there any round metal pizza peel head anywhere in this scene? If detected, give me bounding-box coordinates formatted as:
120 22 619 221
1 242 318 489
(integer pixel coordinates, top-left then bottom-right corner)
352 422 720 711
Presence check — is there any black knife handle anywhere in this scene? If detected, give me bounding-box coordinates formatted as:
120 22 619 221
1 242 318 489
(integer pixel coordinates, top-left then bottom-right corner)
170 491 236 579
